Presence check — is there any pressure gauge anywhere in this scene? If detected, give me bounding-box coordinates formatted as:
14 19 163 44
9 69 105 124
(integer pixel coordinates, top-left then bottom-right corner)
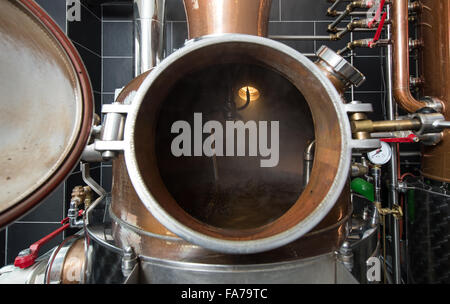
367 141 392 165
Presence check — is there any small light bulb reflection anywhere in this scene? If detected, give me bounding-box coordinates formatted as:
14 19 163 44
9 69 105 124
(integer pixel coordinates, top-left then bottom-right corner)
238 86 260 102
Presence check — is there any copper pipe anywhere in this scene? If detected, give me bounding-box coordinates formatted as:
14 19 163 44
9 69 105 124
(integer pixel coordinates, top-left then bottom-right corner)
183 0 272 39
392 0 427 113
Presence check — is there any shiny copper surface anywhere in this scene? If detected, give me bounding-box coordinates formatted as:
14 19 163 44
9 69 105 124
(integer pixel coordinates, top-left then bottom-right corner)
61 238 86 284
111 71 176 238
110 0 350 258
111 184 351 263
0 0 93 227
392 0 425 113
316 63 347 94
111 44 350 257
183 0 272 39
131 43 344 241
419 0 450 181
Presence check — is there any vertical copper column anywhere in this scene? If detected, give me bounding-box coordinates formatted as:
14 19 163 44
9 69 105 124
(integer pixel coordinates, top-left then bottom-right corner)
419 0 450 182
392 0 425 113
183 0 272 39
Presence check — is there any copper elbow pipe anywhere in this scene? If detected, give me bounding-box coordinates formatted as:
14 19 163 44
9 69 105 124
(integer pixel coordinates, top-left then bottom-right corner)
392 0 426 113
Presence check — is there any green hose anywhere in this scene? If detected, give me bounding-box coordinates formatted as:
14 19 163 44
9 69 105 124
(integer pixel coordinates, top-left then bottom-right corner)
351 178 375 202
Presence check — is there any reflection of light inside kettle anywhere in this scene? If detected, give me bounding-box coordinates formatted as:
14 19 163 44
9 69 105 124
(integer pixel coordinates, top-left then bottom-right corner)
238 86 260 102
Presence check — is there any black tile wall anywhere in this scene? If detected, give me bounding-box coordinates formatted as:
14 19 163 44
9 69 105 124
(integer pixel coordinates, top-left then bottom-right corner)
103 22 133 57
166 0 186 21
101 2 136 192
102 57 134 92
68 5 102 55
74 44 102 92
171 21 188 52
102 3 133 20
66 0 102 244
6 223 64 264
35 0 67 31
280 0 335 21
20 184 65 223
0 230 5 267
268 21 315 54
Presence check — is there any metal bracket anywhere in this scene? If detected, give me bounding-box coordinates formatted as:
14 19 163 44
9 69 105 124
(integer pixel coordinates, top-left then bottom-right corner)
81 103 130 162
344 101 373 113
345 101 381 150
121 247 138 278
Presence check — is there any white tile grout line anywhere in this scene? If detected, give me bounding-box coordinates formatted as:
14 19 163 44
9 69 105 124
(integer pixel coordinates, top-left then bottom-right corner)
79 2 101 22
103 56 134 59
313 21 317 52
72 40 101 58
102 20 133 23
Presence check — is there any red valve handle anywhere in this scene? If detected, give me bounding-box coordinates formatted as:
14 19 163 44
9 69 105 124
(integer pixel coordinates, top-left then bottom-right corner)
61 209 84 225
368 0 386 28
369 11 387 48
381 134 418 143
14 209 84 269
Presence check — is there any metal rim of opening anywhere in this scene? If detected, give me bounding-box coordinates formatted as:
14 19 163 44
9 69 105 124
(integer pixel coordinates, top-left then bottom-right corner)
124 34 352 254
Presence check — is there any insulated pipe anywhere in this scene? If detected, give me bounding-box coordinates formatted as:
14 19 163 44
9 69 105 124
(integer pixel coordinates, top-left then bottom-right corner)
133 0 165 77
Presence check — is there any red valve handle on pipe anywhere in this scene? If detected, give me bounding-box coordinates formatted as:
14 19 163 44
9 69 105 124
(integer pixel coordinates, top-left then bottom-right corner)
368 0 386 28
380 134 419 143
368 11 387 48
14 209 84 269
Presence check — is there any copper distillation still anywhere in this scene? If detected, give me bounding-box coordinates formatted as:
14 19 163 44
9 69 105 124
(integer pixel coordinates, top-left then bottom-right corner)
0 0 449 284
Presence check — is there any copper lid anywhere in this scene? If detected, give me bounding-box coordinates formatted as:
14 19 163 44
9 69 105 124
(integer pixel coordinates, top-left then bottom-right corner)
0 0 93 227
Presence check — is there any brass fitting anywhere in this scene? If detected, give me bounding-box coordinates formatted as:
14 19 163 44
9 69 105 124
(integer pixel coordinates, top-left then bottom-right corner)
351 118 422 134
71 186 93 209
410 76 425 88
408 1 423 13
375 202 403 219
409 38 424 49
349 112 371 139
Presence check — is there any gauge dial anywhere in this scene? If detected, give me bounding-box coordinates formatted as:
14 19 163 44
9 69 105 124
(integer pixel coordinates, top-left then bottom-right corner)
367 141 392 165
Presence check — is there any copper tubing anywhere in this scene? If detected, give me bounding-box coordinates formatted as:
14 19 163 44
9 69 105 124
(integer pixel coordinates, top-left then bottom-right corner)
392 0 427 113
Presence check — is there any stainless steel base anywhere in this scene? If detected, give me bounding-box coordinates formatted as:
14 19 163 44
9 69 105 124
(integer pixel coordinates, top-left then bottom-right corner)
138 253 358 284
85 220 358 284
